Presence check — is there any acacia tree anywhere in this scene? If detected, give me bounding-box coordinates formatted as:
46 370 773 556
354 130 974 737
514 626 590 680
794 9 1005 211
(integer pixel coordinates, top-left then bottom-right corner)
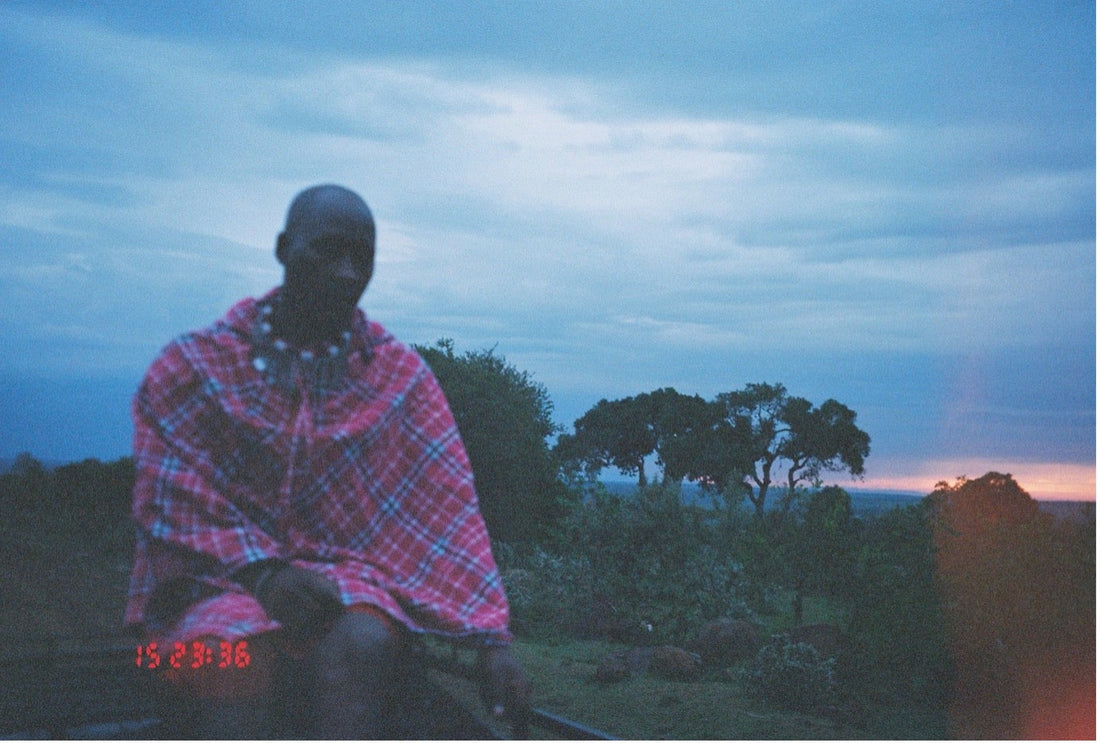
556 396 649 486
678 383 870 517
555 388 709 487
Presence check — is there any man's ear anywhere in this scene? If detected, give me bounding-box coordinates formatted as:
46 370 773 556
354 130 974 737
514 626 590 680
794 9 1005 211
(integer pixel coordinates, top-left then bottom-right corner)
275 232 288 265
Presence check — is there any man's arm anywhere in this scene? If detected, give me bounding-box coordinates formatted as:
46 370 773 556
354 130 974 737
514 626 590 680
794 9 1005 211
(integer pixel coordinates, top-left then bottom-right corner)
131 345 284 581
478 645 533 727
232 560 343 642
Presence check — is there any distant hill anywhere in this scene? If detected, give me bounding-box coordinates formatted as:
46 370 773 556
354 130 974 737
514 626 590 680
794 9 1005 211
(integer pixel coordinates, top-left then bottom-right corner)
598 479 921 517
598 479 1093 522
0 455 68 474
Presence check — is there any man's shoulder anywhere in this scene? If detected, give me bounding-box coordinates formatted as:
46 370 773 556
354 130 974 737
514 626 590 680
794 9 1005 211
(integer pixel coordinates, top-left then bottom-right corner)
352 318 447 396
143 298 256 384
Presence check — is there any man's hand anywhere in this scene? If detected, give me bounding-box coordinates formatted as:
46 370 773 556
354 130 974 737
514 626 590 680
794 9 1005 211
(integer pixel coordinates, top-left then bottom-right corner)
253 564 343 641
477 646 533 730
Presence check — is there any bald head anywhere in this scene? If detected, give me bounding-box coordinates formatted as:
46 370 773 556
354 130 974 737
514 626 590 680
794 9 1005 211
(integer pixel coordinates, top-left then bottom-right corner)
284 184 375 242
274 185 376 345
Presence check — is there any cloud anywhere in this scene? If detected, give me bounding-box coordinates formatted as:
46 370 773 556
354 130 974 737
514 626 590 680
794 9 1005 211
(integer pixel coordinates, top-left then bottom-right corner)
0 5 1092 483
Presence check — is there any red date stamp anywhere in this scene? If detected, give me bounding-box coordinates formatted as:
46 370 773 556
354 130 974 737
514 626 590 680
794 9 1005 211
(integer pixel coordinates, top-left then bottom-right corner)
136 641 251 670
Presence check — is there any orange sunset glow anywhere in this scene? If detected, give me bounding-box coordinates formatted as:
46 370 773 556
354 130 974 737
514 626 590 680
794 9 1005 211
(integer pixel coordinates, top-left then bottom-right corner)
860 460 1096 501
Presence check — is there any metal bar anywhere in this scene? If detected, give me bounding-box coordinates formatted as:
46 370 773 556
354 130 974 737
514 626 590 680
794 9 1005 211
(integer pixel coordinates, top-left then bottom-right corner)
531 708 618 740
422 647 617 740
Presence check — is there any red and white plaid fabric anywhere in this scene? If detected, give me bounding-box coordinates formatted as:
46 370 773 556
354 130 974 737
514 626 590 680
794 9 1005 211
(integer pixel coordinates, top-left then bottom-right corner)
124 292 512 647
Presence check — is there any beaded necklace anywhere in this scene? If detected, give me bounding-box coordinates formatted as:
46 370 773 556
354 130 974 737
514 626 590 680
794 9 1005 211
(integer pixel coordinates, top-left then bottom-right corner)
250 294 354 396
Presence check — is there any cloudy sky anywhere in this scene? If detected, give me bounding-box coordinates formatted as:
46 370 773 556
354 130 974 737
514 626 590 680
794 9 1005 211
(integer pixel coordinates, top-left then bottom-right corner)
1 1 1094 499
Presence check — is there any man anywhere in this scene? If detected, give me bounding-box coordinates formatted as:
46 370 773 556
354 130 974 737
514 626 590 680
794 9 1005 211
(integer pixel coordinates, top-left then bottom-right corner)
125 184 531 738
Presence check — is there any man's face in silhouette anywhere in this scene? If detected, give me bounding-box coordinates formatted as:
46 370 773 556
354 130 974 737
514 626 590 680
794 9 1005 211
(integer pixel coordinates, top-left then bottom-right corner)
277 189 375 331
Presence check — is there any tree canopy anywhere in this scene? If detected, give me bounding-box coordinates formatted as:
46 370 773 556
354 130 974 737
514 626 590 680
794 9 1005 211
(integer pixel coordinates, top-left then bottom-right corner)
926 472 1094 738
665 383 871 517
555 388 710 487
557 383 870 517
416 339 570 543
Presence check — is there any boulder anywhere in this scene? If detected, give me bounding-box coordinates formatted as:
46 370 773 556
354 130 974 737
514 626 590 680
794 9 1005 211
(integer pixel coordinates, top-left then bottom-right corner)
593 647 653 682
593 653 630 683
648 646 702 681
689 618 765 666
593 646 700 682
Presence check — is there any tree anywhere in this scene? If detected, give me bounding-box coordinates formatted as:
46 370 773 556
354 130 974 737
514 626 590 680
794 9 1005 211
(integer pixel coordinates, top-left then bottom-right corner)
555 396 648 486
787 485 856 624
781 397 870 496
3 452 48 503
416 339 569 543
555 388 710 487
51 456 136 557
646 387 713 482
842 500 954 705
927 472 1095 738
678 383 870 517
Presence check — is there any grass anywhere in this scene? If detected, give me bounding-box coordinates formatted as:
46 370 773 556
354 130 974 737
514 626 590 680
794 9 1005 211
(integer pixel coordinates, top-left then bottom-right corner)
1 496 949 739
506 638 855 740
437 602 948 740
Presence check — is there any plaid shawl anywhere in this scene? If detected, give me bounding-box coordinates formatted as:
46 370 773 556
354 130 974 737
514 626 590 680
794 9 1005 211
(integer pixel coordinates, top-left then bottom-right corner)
124 293 512 647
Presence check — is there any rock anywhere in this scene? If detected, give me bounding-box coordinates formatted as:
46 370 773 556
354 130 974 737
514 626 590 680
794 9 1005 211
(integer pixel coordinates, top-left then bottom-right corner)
593 653 630 683
787 623 842 658
624 647 654 675
648 646 702 681
593 646 700 682
689 618 765 666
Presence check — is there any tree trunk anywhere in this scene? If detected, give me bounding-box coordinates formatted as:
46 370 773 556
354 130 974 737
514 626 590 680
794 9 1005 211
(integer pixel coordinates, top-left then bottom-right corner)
751 493 765 519
750 481 770 518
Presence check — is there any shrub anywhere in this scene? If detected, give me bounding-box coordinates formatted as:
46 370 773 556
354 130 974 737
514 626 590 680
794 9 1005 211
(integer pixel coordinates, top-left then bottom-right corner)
498 544 592 639
561 482 753 644
498 481 755 644
747 637 836 712
841 502 954 705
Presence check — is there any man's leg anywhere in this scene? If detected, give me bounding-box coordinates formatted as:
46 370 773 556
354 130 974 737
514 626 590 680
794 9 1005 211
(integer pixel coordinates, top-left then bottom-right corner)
303 609 401 738
154 634 277 739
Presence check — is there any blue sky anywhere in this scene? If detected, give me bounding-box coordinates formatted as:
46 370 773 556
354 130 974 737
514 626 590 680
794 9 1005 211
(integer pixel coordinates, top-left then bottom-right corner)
0 1 1094 498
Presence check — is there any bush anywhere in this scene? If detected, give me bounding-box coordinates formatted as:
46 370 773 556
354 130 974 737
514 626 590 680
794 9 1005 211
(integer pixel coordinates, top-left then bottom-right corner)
417 339 572 544
561 482 752 644
497 482 755 644
497 544 592 639
747 637 837 712
841 502 953 705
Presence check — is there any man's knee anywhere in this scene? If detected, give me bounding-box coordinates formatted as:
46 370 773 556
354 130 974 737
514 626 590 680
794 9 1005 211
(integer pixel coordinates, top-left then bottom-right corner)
312 610 399 675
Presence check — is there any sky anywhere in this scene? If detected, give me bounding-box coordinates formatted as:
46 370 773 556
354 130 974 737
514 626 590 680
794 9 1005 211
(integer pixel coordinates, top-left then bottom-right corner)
0 1 1094 499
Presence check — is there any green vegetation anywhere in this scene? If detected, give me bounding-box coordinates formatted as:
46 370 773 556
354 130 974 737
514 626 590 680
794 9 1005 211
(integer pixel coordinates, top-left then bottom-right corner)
416 339 574 544
1 343 1093 738
558 382 871 518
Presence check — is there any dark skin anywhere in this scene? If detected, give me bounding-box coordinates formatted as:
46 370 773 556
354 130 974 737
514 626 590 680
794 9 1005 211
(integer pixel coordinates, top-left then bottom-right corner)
273 184 376 349
187 185 530 737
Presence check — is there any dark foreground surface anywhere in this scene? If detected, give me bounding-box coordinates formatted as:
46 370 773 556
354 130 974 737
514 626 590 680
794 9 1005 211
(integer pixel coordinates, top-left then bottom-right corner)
0 638 500 740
